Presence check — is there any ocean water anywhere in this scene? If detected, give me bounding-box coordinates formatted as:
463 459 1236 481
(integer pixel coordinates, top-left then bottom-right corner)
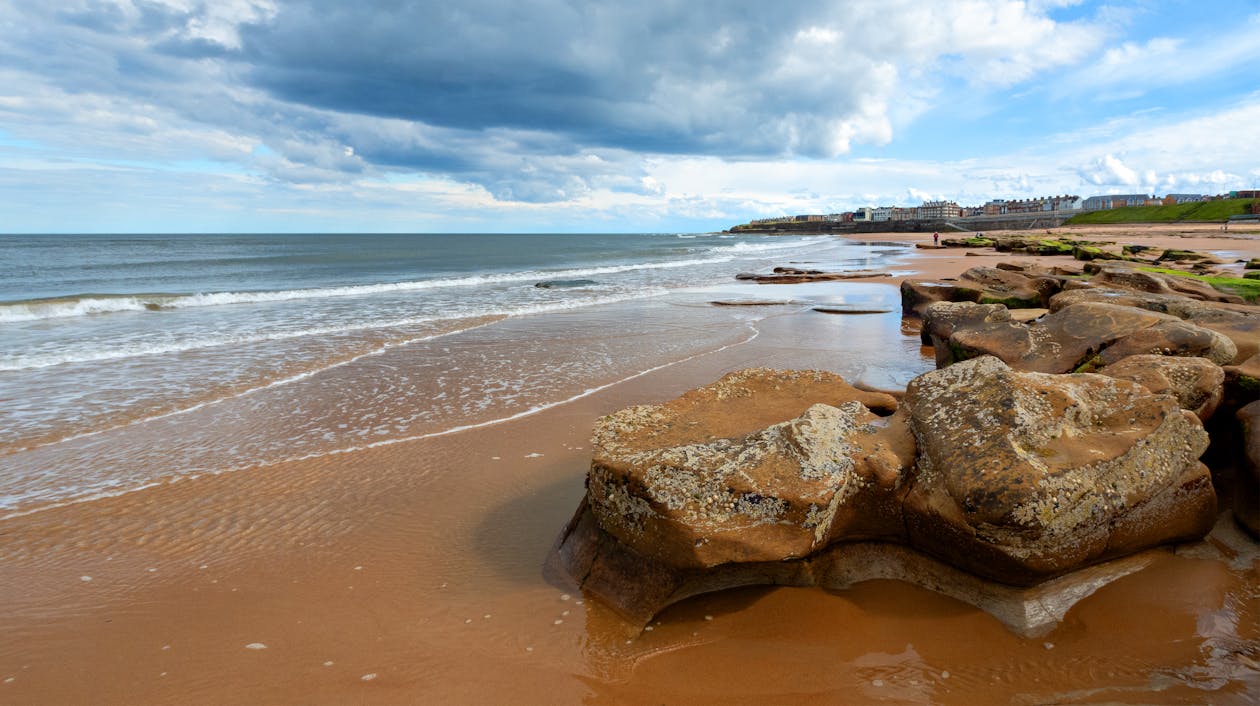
0 232 921 516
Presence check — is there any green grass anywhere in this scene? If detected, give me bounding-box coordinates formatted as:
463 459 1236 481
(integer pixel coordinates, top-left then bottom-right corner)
1137 266 1260 302
1066 199 1255 224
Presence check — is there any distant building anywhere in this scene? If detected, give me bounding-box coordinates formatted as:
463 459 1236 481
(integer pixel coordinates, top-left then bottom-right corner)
985 195 1081 214
1082 194 1151 210
872 206 894 222
1229 190 1260 199
918 200 961 220
1165 193 1208 204
852 207 875 222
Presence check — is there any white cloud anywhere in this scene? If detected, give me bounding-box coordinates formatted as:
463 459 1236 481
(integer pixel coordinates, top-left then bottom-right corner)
1081 154 1140 187
1062 13 1260 97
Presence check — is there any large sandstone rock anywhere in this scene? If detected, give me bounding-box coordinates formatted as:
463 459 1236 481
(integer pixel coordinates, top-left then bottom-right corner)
1236 401 1260 537
902 357 1217 585
551 500 1164 636
945 301 1236 373
900 266 1063 317
1222 354 1260 413
957 266 1063 307
587 369 908 570
1086 265 1244 303
558 360 1221 628
920 302 1012 367
1049 288 1259 364
1098 355 1225 421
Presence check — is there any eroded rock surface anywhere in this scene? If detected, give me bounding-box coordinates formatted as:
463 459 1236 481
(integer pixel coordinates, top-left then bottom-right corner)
1049 288 1259 364
900 266 1064 317
557 359 1219 627
587 369 909 569
944 301 1236 373
1236 401 1260 537
1097 355 1225 421
902 357 1216 585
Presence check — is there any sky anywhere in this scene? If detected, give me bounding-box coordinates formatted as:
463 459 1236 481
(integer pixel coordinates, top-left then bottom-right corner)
1 0 1259 233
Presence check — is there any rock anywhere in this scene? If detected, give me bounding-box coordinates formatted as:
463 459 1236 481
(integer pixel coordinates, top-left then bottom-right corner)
900 280 971 318
920 302 1011 367
709 299 797 307
1086 264 1244 304
1222 354 1260 414
901 267 1062 318
551 501 1163 636
556 359 1220 628
1087 320 1238 369
811 306 893 315
586 369 907 570
957 266 1062 308
1049 288 1259 364
1235 401 1260 536
1158 248 1214 263
535 279 598 288
1098 355 1225 421
1009 308 1048 323
902 357 1216 585
946 301 1236 373
773 266 826 275
740 270 891 284
942 236 997 248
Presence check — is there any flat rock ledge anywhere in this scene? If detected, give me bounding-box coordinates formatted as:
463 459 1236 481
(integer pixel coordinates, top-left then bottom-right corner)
552 363 1218 635
553 498 1161 638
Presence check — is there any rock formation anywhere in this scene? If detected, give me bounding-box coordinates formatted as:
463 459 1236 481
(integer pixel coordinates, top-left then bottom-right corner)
1097 355 1224 421
901 357 1215 585
554 255 1256 636
555 360 1219 631
1236 401 1260 537
900 266 1065 317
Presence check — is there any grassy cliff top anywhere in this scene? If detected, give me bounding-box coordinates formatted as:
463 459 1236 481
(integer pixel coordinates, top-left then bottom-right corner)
1067 198 1256 225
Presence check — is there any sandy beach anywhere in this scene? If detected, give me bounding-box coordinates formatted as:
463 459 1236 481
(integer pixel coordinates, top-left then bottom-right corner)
2 225 1258 705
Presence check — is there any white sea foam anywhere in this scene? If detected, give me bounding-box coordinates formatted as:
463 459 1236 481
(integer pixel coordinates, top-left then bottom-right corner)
0 288 671 371
0 320 759 520
5 318 505 455
0 239 813 324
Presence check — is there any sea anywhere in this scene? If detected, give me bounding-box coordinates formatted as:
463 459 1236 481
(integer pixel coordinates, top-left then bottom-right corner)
0 232 926 518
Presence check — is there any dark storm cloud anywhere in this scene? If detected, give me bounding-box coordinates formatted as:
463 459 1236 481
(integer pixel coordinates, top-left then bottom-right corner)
0 1 1109 203
234 0 833 156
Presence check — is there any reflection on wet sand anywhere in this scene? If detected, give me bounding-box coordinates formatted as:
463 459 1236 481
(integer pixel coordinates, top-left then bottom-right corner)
0 272 1257 704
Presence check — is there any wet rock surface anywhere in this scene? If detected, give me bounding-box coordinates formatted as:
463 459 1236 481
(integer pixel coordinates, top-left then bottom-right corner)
1097 354 1225 421
736 267 891 283
1236 401 1260 536
586 369 907 570
556 359 1220 628
902 357 1215 585
900 266 1064 317
554 256 1256 634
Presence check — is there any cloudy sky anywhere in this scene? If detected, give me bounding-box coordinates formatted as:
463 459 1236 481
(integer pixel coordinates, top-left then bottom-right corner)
2 0 1259 233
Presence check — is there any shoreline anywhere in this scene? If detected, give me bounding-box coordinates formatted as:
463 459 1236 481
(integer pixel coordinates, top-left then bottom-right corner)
2 227 1258 704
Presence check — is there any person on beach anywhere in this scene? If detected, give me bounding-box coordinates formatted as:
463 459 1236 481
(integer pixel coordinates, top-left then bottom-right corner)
933 232 939 245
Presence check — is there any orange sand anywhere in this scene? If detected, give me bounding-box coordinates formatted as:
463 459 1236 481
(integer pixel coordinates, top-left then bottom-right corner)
1 225 1257 705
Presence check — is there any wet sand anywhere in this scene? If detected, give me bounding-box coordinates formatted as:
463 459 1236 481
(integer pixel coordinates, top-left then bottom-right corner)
1 226 1258 704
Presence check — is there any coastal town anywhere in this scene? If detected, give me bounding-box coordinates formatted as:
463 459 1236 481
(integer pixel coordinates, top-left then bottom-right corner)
733 189 1260 231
